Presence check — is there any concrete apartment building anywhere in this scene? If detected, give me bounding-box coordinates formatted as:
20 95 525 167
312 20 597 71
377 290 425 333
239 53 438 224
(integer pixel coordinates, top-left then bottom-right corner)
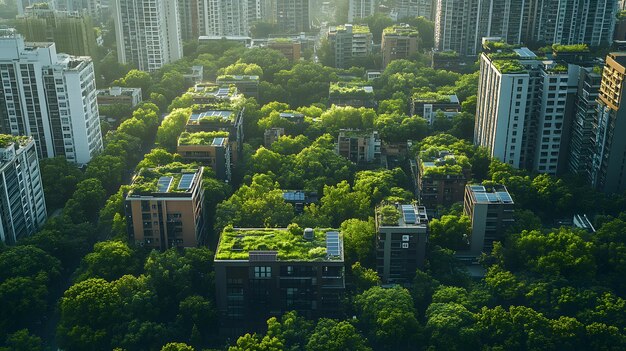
267 38 301 61
178 0 208 41
214 227 345 330
205 0 249 36
276 0 310 33
463 184 514 256
216 75 259 99
328 81 376 108
336 130 381 164
14 4 97 57
185 108 244 164
125 166 205 250
327 24 373 69
348 0 375 22
590 53 626 193
375 203 429 284
0 136 46 244
0 30 103 165
413 150 470 211
177 131 231 181
410 93 460 124
381 24 419 69
393 0 434 21
112 0 182 72
475 43 599 175
96 86 142 108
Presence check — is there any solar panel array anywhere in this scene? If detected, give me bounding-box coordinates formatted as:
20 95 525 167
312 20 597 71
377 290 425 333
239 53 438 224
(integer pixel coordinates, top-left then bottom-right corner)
177 173 196 190
216 87 230 97
189 110 233 122
402 204 417 224
326 231 341 257
212 137 226 146
283 191 305 201
470 186 514 204
497 192 513 203
157 176 173 193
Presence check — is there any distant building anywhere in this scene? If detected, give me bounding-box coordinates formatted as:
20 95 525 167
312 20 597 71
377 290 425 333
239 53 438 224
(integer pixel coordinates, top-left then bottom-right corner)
394 0 434 21
199 35 252 46
267 38 301 61
177 131 231 181
381 24 419 68
0 30 103 165
186 109 244 164
216 75 260 99
366 70 381 81
348 0 375 22
264 127 285 146
112 0 182 71
336 130 381 164
15 4 97 57
96 86 142 107
184 65 204 85
328 82 376 108
276 0 310 33
412 150 470 212
411 93 461 124
214 227 345 329
178 0 208 41
282 190 317 213
463 184 514 257
0 136 47 244
186 83 239 105
375 202 429 284
206 0 249 36
125 167 205 250
327 24 373 69
573 214 596 233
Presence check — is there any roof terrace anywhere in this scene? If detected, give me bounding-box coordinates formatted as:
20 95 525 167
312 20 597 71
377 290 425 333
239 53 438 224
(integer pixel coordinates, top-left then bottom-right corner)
128 164 202 195
178 131 229 146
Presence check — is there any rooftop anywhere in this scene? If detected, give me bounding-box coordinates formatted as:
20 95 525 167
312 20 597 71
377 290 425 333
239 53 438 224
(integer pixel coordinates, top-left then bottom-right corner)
383 24 419 37
190 83 238 99
420 150 470 176
188 110 236 124
412 92 459 103
178 131 229 146
128 165 202 195
215 227 343 261
329 82 374 98
283 190 306 201
216 75 259 82
552 44 589 53
466 184 514 204
376 203 428 228
331 24 371 34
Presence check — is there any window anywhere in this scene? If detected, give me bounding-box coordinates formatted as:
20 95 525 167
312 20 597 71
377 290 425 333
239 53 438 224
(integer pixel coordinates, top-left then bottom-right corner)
254 266 271 278
402 243 409 249
402 235 409 241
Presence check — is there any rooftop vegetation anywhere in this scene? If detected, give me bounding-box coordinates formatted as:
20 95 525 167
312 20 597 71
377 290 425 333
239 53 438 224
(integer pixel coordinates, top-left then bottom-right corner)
383 25 419 37
552 44 589 53
487 52 520 60
377 205 401 226
334 24 370 34
128 163 199 194
178 131 229 146
483 41 514 52
492 60 526 74
329 82 374 99
412 92 452 103
0 134 30 148
217 75 260 81
546 63 568 73
215 227 340 261
420 147 471 177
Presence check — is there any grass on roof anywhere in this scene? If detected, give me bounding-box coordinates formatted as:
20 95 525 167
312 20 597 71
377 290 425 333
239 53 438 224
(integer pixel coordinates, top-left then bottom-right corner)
0 135 30 148
129 163 199 194
178 131 229 145
412 92 451 103
216 227 340 261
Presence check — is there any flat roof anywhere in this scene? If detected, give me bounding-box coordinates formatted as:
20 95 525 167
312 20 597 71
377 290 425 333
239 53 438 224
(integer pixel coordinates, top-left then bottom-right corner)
189 110 234 123
128 166 202 195
377 203 429 227
467 184 514 204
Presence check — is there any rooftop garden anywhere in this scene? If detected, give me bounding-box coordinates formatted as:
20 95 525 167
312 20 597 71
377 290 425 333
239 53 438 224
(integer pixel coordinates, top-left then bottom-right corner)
412 92 452 103
329 82 374 99
383 25 419 37
215 226 340 261
128 163 199 195
492 60 526 74
434 51 459 58
546 63 568 74
178 131 229 146
269 38 294 44
377 205 401 226
191 102 236 113
487 51 520 60
216 75 260 82
552 44 589 53
483 41 514 52
334 24 370 34
420 147 471 176
0 135 30 148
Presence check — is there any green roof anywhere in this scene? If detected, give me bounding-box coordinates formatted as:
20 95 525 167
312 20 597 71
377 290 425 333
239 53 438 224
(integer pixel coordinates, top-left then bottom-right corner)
383 25 418 37
129 164 201 195
216 227 342 261
420 149 470 177
329 81 374 98
216 75 260 82
412 92 453 103
178 131 229 146
333 24 370 34
492 60 527 74
552 44 589 53
0 135 30 149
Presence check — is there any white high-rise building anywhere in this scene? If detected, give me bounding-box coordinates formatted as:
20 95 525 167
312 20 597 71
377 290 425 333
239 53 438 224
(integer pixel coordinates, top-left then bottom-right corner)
206 0 249 36
0 135 47 244
348 0 375 22
0 30 103 165
112 0 183 72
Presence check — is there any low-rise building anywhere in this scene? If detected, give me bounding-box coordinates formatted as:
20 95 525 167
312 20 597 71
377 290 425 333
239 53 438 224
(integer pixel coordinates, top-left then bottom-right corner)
184 65 204 85
381 24 419 68
328 81 376 108
96 86 143 107
186 108 244 164
328 24 373 69
463 184 514 257
187 83 239 105
336 129 381 164
264 127 285 146
199 35 252 46
412 150 470 212
216 75 259 99
366 70 382 81
214 227 345 329
0 135 47 244
375 203 429 284
410 93 461 124
267 38 301 61
125 166 205 250
177 131 231 181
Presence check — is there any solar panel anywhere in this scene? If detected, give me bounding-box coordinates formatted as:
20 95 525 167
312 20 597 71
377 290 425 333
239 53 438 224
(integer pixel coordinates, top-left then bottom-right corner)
326 231 341 257
177 173 196 190
470 185 486 192
497 192 514 203
474 193 490 202
212 137 225 146
283 191 305 201
157 176 173 193
401 205 417 224
486 193 499 202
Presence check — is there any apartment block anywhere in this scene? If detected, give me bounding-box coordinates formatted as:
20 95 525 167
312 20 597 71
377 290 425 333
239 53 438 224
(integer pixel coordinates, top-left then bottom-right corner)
96 86 142 107
15 5 97 57
0 30 103 165
178 0 208 41
125 166 205 250
276 0 310 33
112 0 182 71
327 24 373 69
186 83 239 105
267 38 301 61
206 0 249 36
216 75 259 99
463 184 514 256
328 81 376 108
0 136 46 244
410 93 460 124
263 127 284 146
375 203 429 284
381 24 419 69
393 0 434 21
214 227 345 329
589 53 626 193
348 0 375 22
336 129 381 163
186 108 244 164
412 150 470 211
177 131 231 181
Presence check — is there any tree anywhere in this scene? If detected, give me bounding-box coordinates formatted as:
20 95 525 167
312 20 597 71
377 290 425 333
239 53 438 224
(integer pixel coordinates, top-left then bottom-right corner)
0 276 48 334
266 311 314 351
85 155 125 193
156 109 191 151
429 215 471 250
340 219 376 266
64 178 107 223
39 157 83 210
362 13 395 44
320 106 376 132
306 319 372 351
161 343 195 351
320 181 369 227
426 302 477 350
229 333 284 351
0 329 42 351
118 69 152 98
411 269 440 314
351 262 380 292
403 17 435 49
222 62 264 77
274 62 339 106
76 241 140 282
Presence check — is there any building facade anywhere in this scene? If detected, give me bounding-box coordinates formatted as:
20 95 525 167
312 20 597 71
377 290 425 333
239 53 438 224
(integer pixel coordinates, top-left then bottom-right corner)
410 93 460 124
125 167 205 250
463 184 514 256
178 0 208 41
328 24 373 69
0 136 46 244
381 25 419 69
413 151 470 211
276 0 310 33
96 86 142 107
348 0 375 22
336 130 381 163
375 203 429 284
267 39 301 61
206 0 249 36
0 31 103 165
177 131 231 181
112 0 183 71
